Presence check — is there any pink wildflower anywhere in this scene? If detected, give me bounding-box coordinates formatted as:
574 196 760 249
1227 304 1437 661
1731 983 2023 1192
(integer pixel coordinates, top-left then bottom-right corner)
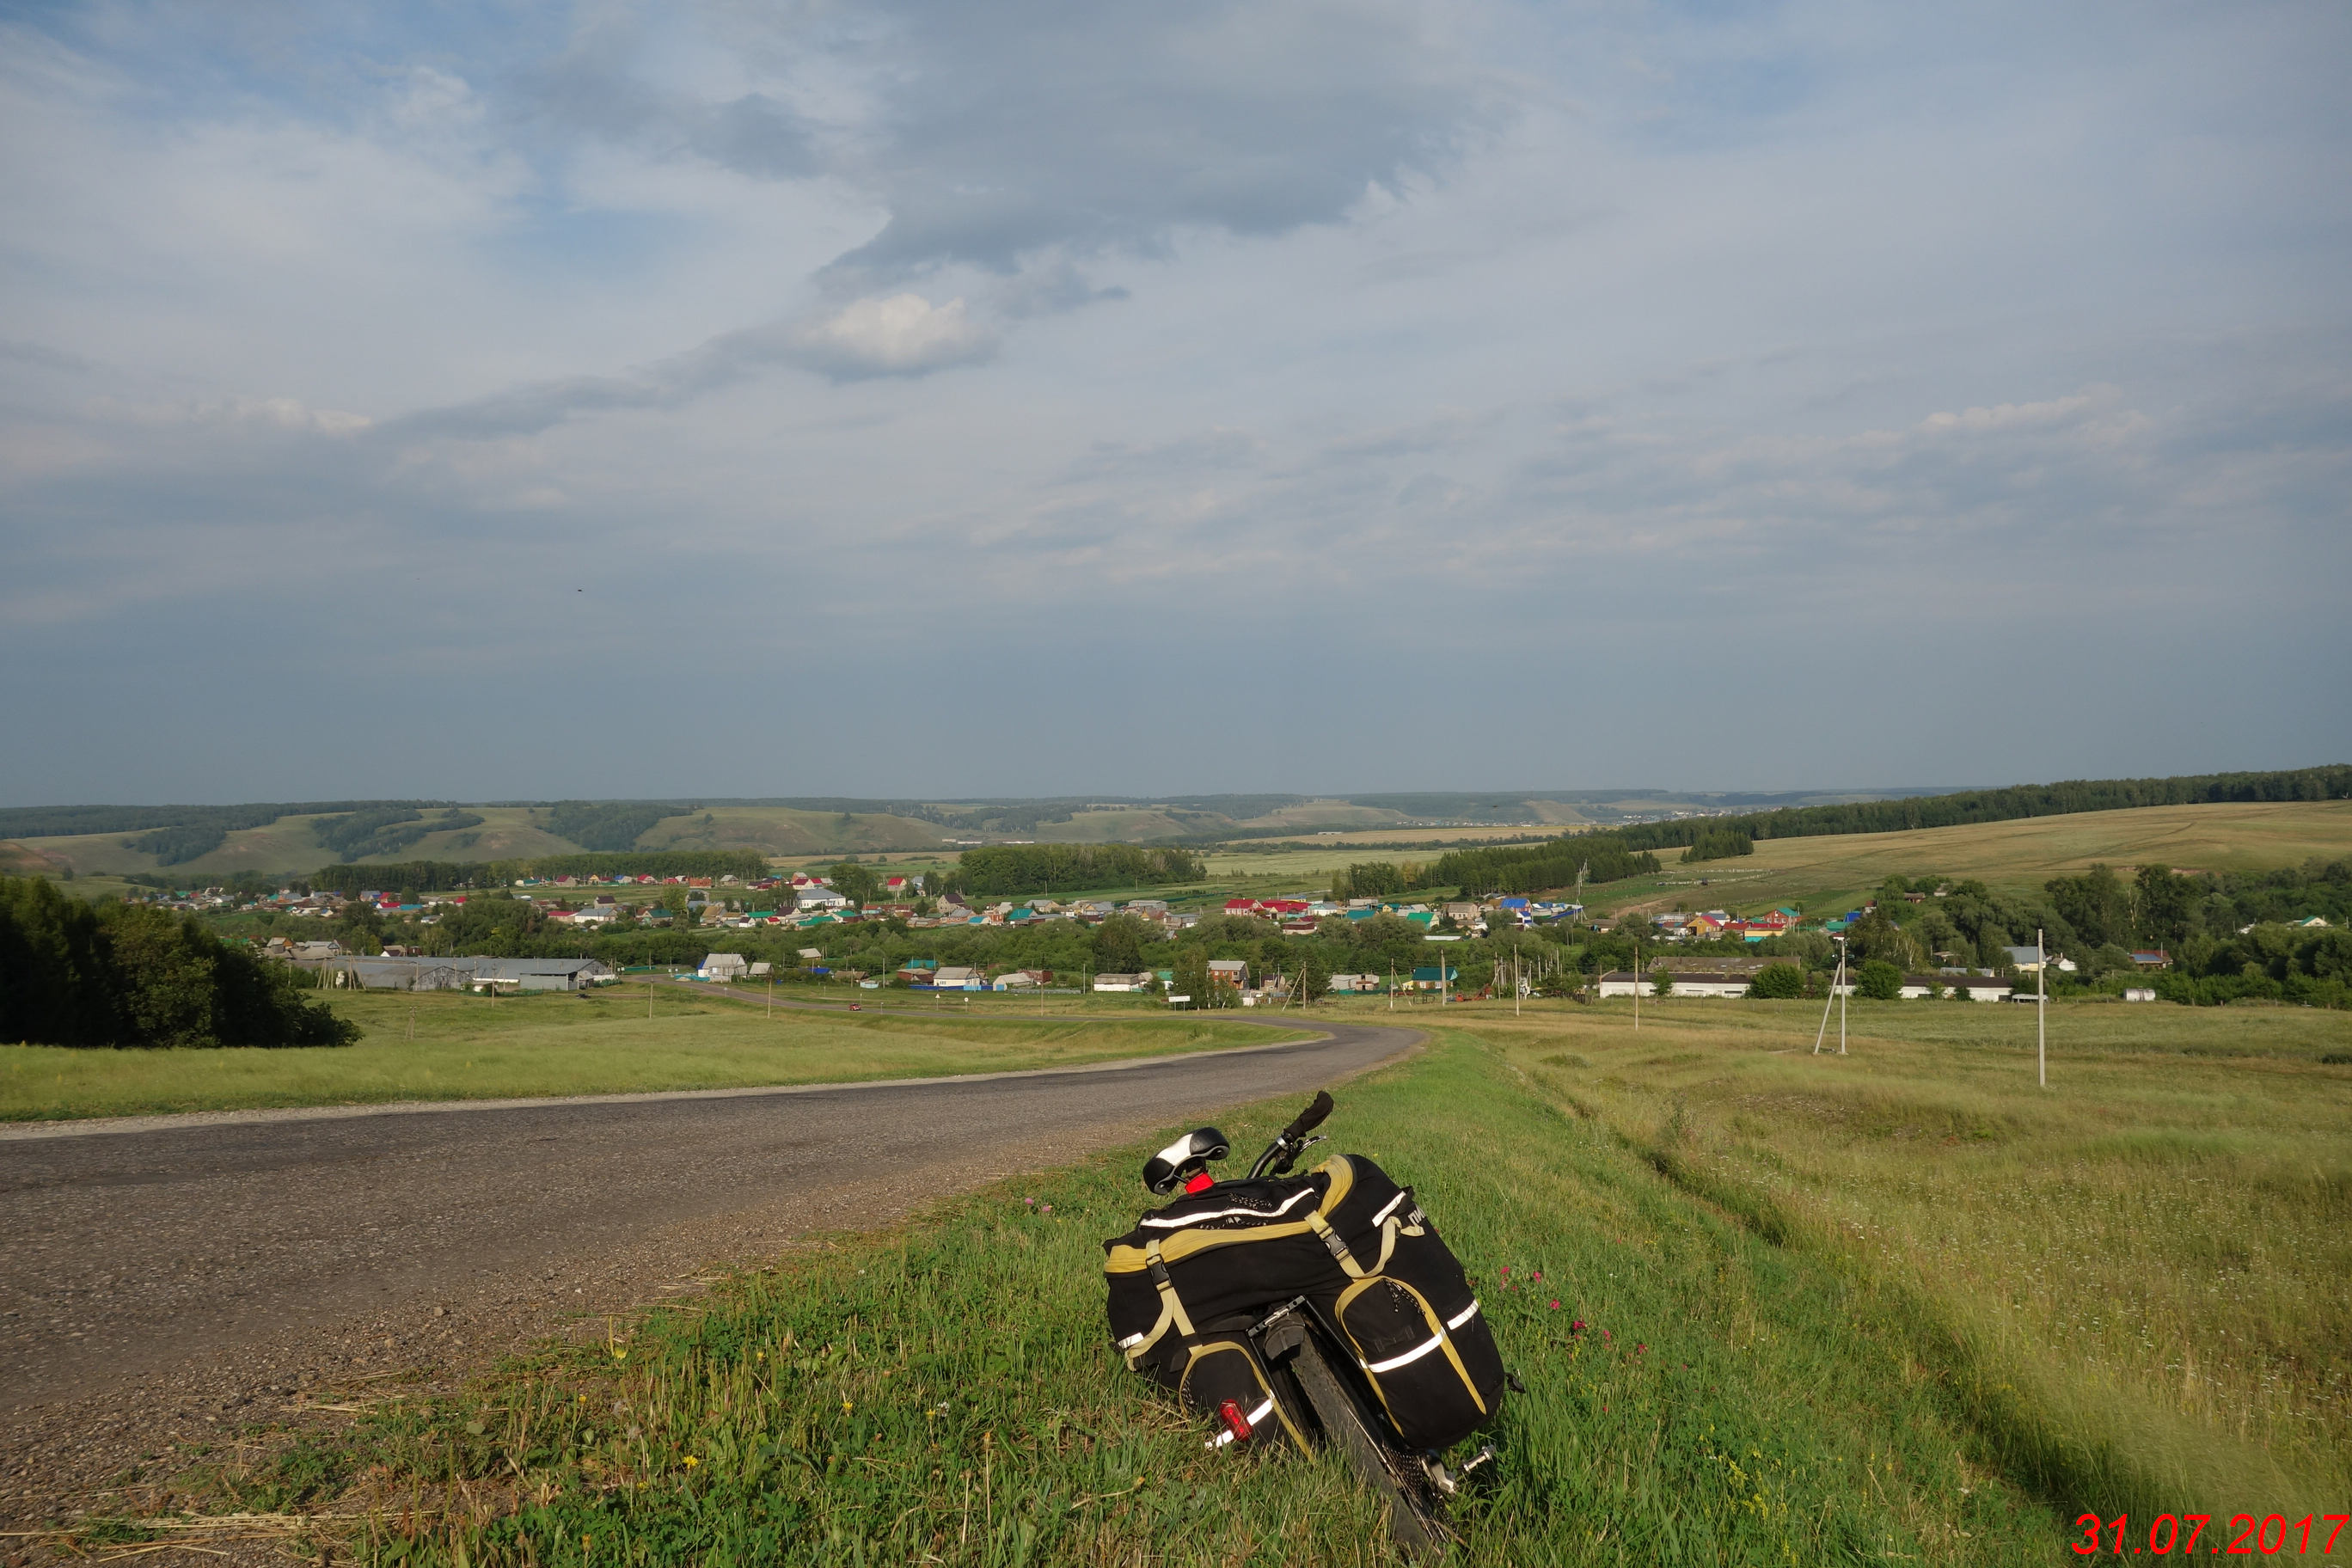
1548 1299 1561 1310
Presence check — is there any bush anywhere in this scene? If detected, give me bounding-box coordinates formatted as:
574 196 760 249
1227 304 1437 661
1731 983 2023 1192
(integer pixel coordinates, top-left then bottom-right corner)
1749 963 1805 999
1856 959 1903 1001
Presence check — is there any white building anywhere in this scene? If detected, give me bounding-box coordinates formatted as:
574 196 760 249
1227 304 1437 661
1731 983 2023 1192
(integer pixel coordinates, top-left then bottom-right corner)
1597 971 1752 998
698 952 750 982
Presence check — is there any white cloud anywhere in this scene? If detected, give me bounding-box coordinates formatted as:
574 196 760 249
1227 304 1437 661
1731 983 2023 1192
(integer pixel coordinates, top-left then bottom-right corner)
785 294 995 380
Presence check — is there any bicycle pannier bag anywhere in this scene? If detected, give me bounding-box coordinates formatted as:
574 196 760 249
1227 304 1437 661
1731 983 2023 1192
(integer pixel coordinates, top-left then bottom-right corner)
1177 1332 1308 1453
1104 1155 1504 1451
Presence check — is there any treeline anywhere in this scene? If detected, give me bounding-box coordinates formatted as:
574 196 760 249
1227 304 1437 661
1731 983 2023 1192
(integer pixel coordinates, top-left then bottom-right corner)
1610 765 2352 855
947 844 1207 897
1423 838 1663 896
312 806 485 862
0 876 357 1048
544 801 687 852
307 849 772 896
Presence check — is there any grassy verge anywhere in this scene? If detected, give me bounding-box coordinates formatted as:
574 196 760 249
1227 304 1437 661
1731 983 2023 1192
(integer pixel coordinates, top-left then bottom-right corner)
0 989 1288 1121
1467 996 2352 1518
128 1034 2111 1565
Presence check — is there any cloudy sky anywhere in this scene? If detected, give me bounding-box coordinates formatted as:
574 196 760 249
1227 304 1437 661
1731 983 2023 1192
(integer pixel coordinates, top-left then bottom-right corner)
3 0 2346 805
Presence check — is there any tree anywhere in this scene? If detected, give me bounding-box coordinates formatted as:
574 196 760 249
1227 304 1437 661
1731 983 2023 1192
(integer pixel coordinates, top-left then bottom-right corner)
1857 959 1903 1000
1173 947 1211 1008
1296 946 1332 1003
1649 967 1676 998
2134 864 2200 946
1749 962 1805 999
1090 914 1148 974
2046 863 2129 948
830 861 883 908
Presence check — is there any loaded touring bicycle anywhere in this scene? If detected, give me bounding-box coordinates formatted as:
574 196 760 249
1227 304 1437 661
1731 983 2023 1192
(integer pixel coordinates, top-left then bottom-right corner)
1103 1093 1512 1554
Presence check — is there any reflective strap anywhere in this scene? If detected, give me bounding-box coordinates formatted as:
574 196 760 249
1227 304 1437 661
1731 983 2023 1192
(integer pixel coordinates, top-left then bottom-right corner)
1204 1396 1278 1449
1445 1299 1480 1331
1370 1191 1407 1227
1143 1188 1315 1228
1366 1332 1447 1374
1117 1330 1147 1351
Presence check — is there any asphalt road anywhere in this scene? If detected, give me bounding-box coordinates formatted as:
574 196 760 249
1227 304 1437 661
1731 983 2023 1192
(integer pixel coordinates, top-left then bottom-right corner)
0 1018 1421 1419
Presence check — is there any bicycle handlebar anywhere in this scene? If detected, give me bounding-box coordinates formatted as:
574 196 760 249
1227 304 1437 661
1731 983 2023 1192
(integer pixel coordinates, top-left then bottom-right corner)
1282 1090 1333 1143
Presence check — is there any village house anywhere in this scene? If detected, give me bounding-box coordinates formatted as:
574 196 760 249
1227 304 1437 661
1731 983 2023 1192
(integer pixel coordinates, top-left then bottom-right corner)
1898 974 2015 1001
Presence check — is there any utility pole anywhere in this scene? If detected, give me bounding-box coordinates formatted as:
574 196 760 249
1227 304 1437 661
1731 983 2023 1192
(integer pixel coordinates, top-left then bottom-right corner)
1813 934 1848 1055
1632 929 1640 1032
2037 927 2048 1089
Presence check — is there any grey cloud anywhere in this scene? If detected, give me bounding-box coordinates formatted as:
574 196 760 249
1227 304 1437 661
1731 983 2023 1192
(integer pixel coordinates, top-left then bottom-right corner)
383 295 995 440
0 337 92 371
548 1 1504 279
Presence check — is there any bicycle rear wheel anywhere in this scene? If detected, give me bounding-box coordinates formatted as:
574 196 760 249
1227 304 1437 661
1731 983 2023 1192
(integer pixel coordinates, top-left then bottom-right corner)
1285 1332 1449 1559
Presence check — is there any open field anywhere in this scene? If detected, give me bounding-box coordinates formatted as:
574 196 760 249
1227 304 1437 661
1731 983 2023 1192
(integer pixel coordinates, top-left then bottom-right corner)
0 990 1287 1122
95 998 2349 1564
1596 799 2352 916
1469 996 2352 1511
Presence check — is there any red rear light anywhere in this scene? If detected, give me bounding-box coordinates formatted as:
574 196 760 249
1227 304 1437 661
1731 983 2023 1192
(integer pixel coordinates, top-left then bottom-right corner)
1184 1172 1215 1195
1218 1399 1253 1442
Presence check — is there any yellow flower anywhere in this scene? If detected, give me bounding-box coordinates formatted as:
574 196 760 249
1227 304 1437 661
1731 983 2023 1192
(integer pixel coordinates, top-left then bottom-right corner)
683 1455 699 1468
842 1400 854 1413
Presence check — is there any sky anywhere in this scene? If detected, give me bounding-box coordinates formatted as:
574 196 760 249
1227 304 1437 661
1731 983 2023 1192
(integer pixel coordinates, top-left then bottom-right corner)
2 0 2347 805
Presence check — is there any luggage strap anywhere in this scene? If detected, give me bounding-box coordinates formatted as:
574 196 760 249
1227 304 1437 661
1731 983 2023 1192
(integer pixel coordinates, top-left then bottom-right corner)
1121 1240 1196 1370
1306 1211 1404 1279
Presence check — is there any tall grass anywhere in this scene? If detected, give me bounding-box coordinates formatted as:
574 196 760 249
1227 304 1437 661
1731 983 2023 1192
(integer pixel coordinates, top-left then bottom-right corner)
1470 996 2352 1522
175 1036 2074 1565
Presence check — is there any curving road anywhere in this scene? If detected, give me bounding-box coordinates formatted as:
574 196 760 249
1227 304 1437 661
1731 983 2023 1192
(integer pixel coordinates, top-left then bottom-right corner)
0 1018 1421 1436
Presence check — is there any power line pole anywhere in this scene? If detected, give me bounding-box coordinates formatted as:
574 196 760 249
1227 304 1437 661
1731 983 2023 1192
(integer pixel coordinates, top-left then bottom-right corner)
2037 927 2048 1089
1813 934 1848 1055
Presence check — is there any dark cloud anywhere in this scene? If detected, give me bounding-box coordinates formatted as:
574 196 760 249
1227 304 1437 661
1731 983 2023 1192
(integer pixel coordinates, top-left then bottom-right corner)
546 0 1504 278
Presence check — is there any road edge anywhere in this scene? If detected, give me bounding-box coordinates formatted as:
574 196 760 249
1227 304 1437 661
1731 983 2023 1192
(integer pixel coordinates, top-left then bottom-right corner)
0 1029 1358 1142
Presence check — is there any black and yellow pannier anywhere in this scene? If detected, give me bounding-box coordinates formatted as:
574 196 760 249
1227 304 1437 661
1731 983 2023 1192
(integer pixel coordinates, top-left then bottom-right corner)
1102 1155 1504 1453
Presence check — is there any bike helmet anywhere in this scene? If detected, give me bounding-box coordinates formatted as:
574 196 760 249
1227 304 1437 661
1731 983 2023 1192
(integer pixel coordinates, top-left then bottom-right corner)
1142 1126 1230 1196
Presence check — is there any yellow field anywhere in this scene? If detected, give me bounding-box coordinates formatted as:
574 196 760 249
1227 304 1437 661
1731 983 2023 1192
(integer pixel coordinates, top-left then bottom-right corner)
1604 799 2352 915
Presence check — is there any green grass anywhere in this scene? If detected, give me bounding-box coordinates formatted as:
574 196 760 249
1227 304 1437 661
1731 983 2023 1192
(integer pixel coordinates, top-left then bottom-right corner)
150 1035 2097 1565
1456 995 2352 1517
83 1001 2352 1564
0 989 1289 1121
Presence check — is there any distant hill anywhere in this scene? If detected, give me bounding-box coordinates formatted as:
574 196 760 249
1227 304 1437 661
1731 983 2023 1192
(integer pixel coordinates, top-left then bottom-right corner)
18 775 2340 884
0 787 1958 880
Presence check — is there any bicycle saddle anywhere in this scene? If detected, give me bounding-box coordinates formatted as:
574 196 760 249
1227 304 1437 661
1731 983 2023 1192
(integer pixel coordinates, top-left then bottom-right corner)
1143 1127 1231 1196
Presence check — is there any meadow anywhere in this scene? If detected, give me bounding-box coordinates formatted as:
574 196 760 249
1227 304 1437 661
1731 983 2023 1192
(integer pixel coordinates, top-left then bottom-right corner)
0 989 1286 1122
1601 799 2352 917
105 995 2350 1565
